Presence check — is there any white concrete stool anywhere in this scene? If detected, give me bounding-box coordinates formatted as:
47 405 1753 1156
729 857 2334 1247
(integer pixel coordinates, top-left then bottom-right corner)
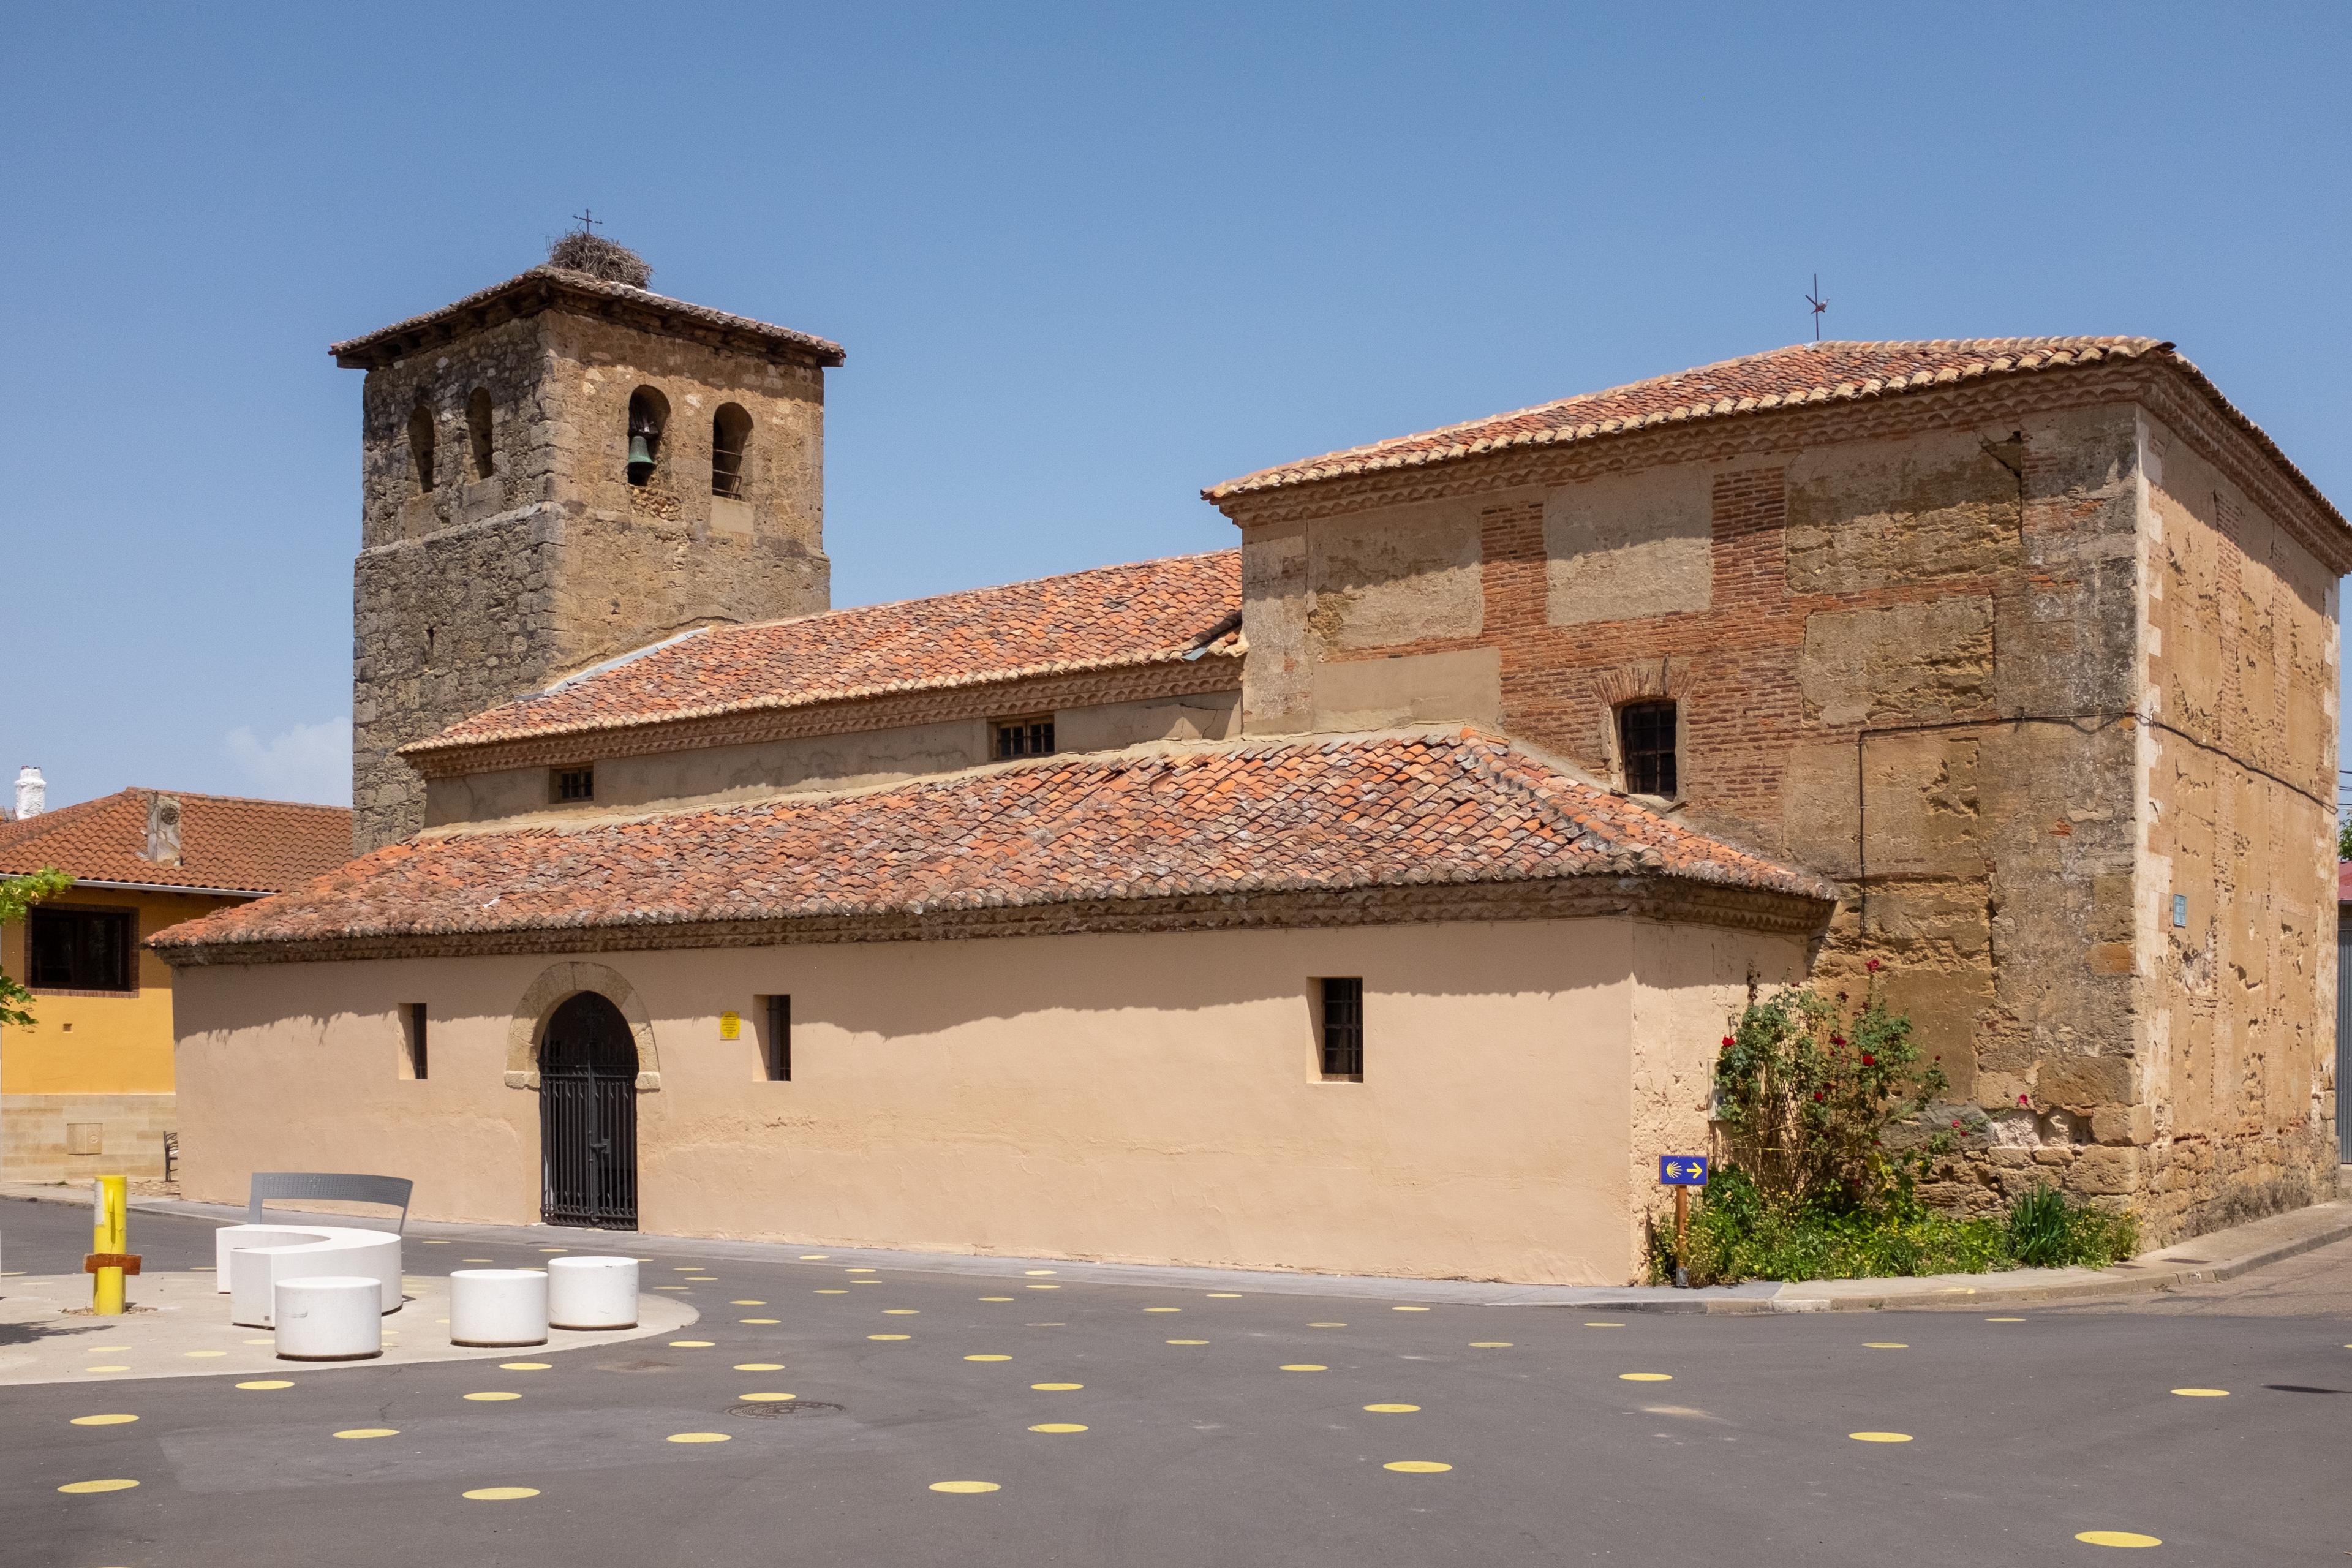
548 1255 639 1329
274 1276 384 1360
450 1268 549 1347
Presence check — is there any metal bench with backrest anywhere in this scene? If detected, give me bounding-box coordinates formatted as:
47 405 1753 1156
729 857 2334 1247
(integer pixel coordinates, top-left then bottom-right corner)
246 1173 414 1234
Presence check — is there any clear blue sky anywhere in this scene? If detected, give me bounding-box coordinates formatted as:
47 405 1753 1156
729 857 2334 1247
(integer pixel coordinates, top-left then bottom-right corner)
5 2 2349 809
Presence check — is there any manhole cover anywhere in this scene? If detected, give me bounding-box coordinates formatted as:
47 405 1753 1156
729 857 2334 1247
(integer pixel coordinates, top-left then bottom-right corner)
731 1400 843 1419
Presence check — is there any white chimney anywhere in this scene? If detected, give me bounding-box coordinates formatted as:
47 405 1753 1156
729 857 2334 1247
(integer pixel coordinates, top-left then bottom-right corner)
13 766 44 820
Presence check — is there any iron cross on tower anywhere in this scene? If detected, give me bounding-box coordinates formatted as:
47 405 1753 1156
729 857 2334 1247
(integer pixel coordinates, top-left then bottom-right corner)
571 209 603 233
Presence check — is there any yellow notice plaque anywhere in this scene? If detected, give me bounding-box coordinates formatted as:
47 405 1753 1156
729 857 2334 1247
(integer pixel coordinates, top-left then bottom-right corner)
718 1011 741 1041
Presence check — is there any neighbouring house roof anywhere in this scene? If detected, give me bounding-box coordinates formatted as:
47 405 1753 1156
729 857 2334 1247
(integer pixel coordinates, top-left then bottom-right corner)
330 265 846 371
1204 337 2346 533
405 551 1245 761
0 790 353 897
153 731 1835 964
2338 861 2351 905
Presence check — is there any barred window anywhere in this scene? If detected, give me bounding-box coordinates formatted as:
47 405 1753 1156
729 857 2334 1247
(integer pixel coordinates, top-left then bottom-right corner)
1318 977 1363 1079
993 718 1055 760
712 403 752 498
758 993 792 1082
1619 700 1678 797
552 766 595 802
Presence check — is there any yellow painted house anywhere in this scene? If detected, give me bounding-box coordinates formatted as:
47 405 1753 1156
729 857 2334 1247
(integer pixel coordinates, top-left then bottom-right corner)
0 786 350 1180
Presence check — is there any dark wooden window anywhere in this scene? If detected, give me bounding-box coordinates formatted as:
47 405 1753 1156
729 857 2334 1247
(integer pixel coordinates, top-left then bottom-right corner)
467 388 495 479
712 403 752 498
993 718 1055 760
29 907 134 992
1619 700 1678 797
759 993 792 1082
553 766 595 802
401 1003 429 1080
1318 977 1363 1079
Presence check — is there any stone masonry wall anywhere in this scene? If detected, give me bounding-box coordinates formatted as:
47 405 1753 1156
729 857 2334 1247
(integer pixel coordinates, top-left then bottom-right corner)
350 307 831 851
1229 383 2342 1240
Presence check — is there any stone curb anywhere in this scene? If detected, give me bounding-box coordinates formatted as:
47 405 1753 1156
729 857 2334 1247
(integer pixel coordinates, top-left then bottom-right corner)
5 1183 2345 1313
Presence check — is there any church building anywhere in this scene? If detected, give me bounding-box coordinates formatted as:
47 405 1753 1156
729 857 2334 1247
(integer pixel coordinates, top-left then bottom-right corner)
156 239 2346 1284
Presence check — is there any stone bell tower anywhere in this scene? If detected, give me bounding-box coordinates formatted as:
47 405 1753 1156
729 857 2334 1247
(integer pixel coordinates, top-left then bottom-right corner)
335 235 842 851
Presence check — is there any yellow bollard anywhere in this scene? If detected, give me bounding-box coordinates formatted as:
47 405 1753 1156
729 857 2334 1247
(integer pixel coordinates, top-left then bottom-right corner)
91 1175 127 1314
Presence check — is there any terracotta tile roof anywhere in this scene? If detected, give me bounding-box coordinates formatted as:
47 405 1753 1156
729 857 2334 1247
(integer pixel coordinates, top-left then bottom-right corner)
330 265 845 371
1205 339 2344 532
155 732 1832 960
0 789 353 897
2337 861 2351 905
409 551 1245 757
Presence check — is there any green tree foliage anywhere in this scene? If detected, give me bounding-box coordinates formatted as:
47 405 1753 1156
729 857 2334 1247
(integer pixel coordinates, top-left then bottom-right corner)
2337 811 2352 862
0 869 74 1029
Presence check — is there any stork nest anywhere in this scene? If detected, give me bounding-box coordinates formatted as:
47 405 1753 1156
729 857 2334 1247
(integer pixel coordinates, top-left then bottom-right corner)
547 232 652 289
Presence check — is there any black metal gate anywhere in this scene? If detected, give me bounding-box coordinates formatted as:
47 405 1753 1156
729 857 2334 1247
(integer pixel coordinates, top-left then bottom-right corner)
540 992 639 1229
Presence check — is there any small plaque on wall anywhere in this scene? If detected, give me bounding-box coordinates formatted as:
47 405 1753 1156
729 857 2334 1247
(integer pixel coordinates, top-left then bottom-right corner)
718 1011 742 1041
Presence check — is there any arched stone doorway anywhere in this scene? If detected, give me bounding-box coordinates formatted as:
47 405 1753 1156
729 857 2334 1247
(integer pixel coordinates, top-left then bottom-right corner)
540 992 640 1229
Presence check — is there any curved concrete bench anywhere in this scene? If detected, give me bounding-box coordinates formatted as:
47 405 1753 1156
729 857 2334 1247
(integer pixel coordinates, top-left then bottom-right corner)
214 1224 402 1328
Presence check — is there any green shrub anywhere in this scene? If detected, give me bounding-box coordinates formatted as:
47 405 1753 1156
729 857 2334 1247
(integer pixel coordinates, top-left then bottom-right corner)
1647 967 2139 1284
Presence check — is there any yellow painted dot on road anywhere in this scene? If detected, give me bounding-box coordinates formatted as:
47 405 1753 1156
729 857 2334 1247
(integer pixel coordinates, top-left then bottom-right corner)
237 1381 293 1390
462 1487 538 1501
2171 1387 2229 1397
83 1366 130 1374
1023 1269 1058 1276
1384 1461 1451 1474
335 1428 399 1439
1031 1382 1082 1390
184 1350 228 1358
1145 1307 1182 1314
1584 1322 1626 1329
1310 1322 1346 1328
1392 1306 1430 1312
1469 1341 1514 1348
981 1296 1014 1302
656 1286 691 1291
58 1479 140 1493
739 1392 797 1401
674 1266 701 1272
2075 1531 2161 1548
1026 1284 1060 1290
1281 1364 1328 1373
1849 1431 1914 1442
730 1300 766 1306
1986 1317 2026 1323
243 1338 274 1345
845 1267 876 1273
539 1246 568 1252
464 1391 522 1403
669 1341 714 1349
1863 1343 1909 1350
884 1309 920 1315
816 1289 848 1294
1365 1403 1421 1414
667 1432 731 1444
930 1480 1001 1493
1207 1292 1242 1298
740 1317 780 1325
1619 1373 1673 1382
685 1277 718 1283
1167 1339 1208 1345
799 1253 829 1261
462 1259 495 1264
500 1362 552 1371
420 1238 451 1245
70 1414 138 1426
736 1363 784 1373
1030 1422 1088 1433
869 1334 911 1341
965 1354 1012 1362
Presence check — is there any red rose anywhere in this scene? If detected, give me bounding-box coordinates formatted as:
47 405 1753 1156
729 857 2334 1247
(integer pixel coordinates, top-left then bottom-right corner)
1831 1035 1845 1047
1866 958 1882 974
1861 1053 1875 1066
1721 1035 1734 1048
1813 1091 1825 1102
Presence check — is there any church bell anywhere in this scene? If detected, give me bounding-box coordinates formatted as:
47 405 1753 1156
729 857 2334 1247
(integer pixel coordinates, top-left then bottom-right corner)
627 433 655 482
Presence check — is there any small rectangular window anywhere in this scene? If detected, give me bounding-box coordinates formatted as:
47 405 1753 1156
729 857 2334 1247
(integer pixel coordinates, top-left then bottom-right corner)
28 907 134 992
993 718 1055 760
1618 700 1678 797
552 766 595 803
756 993 792 1082
400 1003 429 1081
1318 977 1364 1079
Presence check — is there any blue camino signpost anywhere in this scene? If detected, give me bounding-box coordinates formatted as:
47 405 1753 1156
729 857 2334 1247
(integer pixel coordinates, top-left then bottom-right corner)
1660 1155 1708 1286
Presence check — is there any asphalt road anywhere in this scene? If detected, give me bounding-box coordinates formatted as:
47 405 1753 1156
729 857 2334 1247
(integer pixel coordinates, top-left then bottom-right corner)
5 1196 2346 1566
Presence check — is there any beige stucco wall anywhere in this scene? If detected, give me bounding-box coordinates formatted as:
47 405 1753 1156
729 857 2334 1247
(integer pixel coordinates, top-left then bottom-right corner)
173 917 1800 1284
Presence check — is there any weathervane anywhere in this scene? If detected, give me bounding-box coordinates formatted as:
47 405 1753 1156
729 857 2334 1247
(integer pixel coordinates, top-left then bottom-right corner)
1805 274 1828 341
